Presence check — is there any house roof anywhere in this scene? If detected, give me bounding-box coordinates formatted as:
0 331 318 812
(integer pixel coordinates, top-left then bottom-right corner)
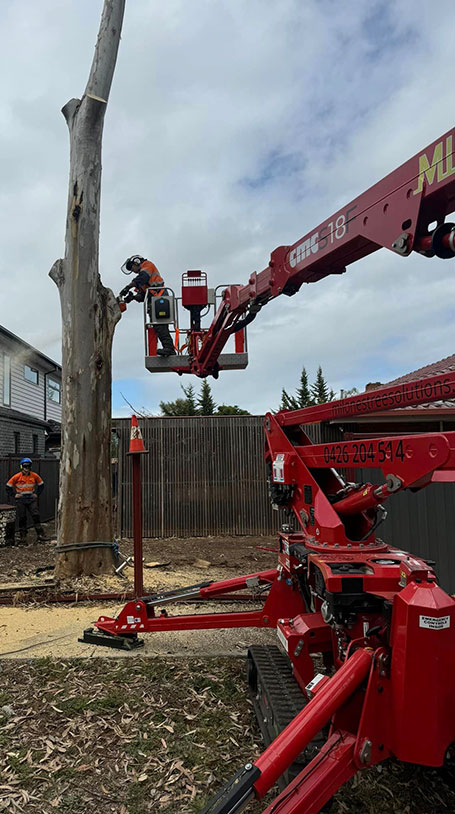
384 354 455 412
330 354 455 425
0 325 61 372
0 406 50 429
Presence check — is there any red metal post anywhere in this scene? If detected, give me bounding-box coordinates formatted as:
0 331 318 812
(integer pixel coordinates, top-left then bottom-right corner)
131 455 143 598
147 326 158 356
127 416 148 598
234 329 245 354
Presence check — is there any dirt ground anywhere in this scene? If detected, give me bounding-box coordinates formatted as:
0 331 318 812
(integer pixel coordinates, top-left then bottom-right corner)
0 529 278 658
1 533 455 812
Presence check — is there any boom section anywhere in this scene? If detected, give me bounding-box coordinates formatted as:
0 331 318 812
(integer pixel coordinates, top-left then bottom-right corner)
277 369 455 426
193 128 455 376
227 127 455 310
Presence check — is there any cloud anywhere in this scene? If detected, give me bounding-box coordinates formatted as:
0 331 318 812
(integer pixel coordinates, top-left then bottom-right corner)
0 0 454 416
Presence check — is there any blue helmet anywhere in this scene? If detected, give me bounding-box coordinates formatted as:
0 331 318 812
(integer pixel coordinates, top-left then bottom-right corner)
20 458 32 467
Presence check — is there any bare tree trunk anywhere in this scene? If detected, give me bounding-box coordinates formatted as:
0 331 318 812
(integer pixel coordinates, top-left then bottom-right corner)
50 0 126 577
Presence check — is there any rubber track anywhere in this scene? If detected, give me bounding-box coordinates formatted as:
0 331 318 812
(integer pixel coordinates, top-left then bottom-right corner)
247 644 327 790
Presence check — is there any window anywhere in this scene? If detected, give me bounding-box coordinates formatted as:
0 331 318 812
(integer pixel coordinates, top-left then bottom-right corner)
47 378 61 404
3 354 11 406
14 432 20 454
33 434 38 454
24 364 39 385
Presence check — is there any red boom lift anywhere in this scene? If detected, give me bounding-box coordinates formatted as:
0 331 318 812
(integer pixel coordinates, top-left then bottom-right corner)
92 128 455 812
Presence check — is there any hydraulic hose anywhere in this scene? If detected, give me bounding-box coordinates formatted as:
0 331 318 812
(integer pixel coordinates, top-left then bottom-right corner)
229 304 262 334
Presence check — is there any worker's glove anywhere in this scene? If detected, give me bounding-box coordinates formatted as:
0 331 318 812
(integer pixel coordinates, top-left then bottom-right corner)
123 292 134 304
31 493 38 502
119 286 130 298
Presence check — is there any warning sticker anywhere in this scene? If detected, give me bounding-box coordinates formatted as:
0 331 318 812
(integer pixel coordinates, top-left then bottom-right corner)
276 625 289 653
273 454 285 483
419 615 450 630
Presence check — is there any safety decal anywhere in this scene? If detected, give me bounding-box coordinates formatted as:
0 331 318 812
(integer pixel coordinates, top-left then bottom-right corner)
419 615 450 630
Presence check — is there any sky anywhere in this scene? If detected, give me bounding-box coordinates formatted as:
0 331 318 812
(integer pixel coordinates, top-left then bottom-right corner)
0 0 454 417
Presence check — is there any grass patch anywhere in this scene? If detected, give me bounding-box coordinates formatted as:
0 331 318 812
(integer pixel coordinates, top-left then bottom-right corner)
0 656 453 814
6 750 33 781
58 690 127 715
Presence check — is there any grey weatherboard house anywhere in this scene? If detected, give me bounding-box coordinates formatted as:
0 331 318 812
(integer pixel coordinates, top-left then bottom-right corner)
0 325 62 457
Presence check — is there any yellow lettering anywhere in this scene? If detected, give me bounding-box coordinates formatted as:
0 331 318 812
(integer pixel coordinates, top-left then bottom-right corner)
448 135 455 175
414 141 443 194
439 135 455 181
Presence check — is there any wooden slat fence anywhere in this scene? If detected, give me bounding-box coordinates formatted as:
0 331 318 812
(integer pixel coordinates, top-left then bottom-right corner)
113 416 278 538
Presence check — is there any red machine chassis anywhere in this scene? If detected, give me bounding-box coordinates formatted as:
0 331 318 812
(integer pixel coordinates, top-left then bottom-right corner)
96 130 455 812
92 371 455 812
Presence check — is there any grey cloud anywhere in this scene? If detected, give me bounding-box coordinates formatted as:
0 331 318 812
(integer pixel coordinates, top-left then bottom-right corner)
1 0 454 414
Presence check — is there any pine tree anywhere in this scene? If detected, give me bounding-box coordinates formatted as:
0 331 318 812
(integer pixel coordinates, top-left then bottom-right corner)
280 388 299 411
160 384 198 416
197 380 217 415
182 384 198 415
311 366 331 404
296 367 312 407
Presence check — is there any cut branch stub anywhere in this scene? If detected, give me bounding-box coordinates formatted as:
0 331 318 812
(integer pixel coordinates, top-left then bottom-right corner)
49 259 65 289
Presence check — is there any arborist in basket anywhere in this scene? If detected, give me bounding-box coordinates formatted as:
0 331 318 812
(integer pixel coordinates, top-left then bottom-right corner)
6 458 47 544
118 255 176 357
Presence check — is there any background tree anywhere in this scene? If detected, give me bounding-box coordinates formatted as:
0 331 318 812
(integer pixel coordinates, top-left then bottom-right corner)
280 366 313 410
160 381 249 416
310 366 335 404
280 364 337 410
160 384 198 416
217 404 251 415
296 367 312 407
279 388 299 411
49 0 126 577
198 379 217 415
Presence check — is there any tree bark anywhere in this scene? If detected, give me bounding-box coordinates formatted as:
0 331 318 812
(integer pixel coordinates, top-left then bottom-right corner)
50 0 126 577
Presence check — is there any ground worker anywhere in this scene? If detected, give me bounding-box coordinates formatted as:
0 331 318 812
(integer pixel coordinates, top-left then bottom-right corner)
118 255 176 356
6 458 47 544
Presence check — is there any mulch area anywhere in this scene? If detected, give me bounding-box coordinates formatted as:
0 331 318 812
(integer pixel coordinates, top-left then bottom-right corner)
0 657 454 814
0 530 276 589
1 536 455 811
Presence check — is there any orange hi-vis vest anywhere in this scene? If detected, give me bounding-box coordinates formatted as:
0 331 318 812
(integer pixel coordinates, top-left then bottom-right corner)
140 260 165 296
7 471 43 497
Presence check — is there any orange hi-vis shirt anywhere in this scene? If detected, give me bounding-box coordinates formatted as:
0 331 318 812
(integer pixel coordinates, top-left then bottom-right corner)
139 260 164 294
7 471 43 497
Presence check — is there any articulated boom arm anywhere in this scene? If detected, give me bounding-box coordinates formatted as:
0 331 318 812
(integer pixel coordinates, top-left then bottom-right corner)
193 127 455 376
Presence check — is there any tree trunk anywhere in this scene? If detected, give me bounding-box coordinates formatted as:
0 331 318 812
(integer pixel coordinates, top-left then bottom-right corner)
50 0 126 577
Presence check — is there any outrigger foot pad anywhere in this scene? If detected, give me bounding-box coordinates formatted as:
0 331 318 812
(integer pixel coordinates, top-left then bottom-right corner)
79 627 145 651
201 762 260 814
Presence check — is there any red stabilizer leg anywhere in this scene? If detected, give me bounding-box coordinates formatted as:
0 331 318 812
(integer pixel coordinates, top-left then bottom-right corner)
94 566 308 637
253 648 373 796
201 649 374 814
261 732 357 814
